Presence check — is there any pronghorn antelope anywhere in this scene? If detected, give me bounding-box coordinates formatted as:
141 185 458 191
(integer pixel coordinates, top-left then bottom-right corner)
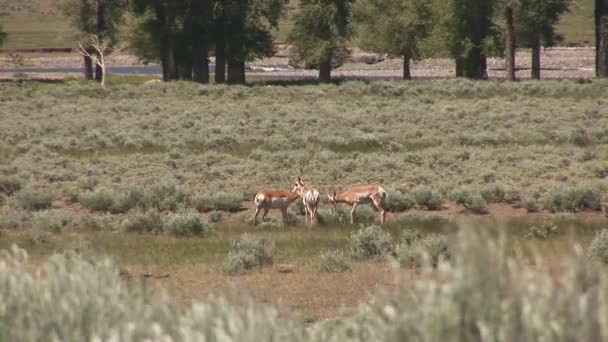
327 185 388 225
253 187 301 226
291 177 320 225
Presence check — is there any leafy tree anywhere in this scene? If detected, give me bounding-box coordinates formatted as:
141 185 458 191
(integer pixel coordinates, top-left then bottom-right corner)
429 0 497 79
288 0 355 82
61 0 127 81
596 0 608 77
516 0 570 79
354 0 433 80
221 0 287 84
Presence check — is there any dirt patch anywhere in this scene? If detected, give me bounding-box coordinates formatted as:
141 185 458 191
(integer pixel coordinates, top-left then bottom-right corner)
127 262 405 319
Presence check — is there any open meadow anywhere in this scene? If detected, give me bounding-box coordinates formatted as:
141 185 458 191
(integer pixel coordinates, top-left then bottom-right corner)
2 79 608 340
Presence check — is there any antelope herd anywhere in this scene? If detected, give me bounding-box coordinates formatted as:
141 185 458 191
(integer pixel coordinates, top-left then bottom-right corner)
253 177 388 226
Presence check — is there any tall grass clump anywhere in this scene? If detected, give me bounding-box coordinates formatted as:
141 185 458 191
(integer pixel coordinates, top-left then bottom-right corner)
350 225 394 260
0 246 300 341
318 250 352 273
588 228 608 264
16 189 54 211
314 228 608 341
162 211 210 236
221 234 274 275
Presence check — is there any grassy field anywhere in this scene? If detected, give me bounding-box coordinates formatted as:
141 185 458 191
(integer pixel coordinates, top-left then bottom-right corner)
1 78 608 339
0 0 596 48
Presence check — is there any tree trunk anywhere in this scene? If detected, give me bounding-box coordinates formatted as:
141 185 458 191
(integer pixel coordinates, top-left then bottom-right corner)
505 6 516 81
83 55 94 80
227 59 245 84
460 46 485 79
319 60 331 82
155 3 170 82
193 42 209 83
192 0 210 84
455 58 464 77
597 0 608 77
214 12 226 84
94 0 106 83
531 34 541 80
402 54 411 80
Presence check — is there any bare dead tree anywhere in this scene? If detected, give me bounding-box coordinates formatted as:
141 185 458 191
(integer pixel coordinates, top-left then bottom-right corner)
78 35 111 87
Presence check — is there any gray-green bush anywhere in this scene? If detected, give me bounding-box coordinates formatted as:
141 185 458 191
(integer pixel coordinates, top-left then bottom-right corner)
122 210 163 233
192 191 243 212
350 225 394 260
318 250 352 273
413 186 443 210
386 190 415 212
32 210 72 233
162 211 209 236
397 232 450 268
0 175 22 195
16 189 54 211
526 222 559 240
545 184 603 213
221 234 274 275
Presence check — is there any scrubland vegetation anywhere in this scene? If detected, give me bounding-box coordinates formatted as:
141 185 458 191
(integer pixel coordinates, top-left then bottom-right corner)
1 79 608 337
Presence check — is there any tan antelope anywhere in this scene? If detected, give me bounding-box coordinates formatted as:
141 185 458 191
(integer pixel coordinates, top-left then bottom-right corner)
291 177 320 225
327 185 388 225
253 187 301 226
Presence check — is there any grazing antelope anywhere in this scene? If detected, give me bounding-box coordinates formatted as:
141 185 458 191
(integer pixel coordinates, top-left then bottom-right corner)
291 177 320 225
253 187 301 226
327 185 388 225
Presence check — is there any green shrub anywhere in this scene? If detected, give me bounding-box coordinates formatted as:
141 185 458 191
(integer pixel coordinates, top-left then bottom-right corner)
192 191 243 212
208 211 224 223
0 209 31 229
122 210 163 233
521 195 539 212
449 187 487 214
386 190 415 212
350 225 394 260
32 210 72 233
570 127 592 146
317 208 350 225
162 211 209 236
0 175 23 195
413 186 443 210
588 228 608 264
318 250 351 273
397 233 450 268
526 222 559 240
221 234 274 275
79 188 119 212
479 183 506 203
142 183 189 211
16 189 54 211
545 184 603 213
75 214 119 231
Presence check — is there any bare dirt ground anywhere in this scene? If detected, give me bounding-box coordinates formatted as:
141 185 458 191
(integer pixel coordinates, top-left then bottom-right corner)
0 47 597 81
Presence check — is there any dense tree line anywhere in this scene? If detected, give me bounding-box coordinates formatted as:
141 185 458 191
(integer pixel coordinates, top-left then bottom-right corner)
55 0 608 82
